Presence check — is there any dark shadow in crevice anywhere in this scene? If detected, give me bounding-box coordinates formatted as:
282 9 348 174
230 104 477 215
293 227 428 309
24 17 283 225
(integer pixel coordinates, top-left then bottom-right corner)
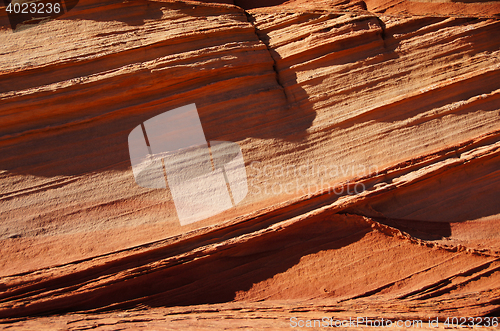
372 217 452 240
484 303 500 317
241 9 402 142
234 0 287 10
0 211 370 318
1 1 351 177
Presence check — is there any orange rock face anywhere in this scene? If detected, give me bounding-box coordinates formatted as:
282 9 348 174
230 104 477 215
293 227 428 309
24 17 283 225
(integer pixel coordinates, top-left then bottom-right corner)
0 0 499 328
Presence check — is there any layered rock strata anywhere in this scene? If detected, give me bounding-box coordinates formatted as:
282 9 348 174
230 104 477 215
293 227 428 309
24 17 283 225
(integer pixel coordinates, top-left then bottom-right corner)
0 0 499 326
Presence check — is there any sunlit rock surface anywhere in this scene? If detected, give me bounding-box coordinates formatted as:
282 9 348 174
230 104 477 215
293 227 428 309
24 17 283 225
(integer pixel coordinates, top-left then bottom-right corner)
1 0 499 328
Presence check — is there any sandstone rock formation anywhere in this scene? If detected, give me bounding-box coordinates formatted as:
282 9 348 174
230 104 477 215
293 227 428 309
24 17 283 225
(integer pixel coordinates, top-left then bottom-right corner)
0 0 499 328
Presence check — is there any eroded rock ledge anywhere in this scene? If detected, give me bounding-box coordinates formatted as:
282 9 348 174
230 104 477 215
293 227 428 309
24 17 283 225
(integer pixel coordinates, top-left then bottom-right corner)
0 0 499 327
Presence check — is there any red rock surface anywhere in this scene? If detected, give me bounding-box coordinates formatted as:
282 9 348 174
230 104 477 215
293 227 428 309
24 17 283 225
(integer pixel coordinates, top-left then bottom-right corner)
1 0 500 329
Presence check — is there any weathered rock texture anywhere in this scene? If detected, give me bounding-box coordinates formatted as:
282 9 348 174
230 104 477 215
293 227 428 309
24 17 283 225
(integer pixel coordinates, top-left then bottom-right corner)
0 0 499 328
